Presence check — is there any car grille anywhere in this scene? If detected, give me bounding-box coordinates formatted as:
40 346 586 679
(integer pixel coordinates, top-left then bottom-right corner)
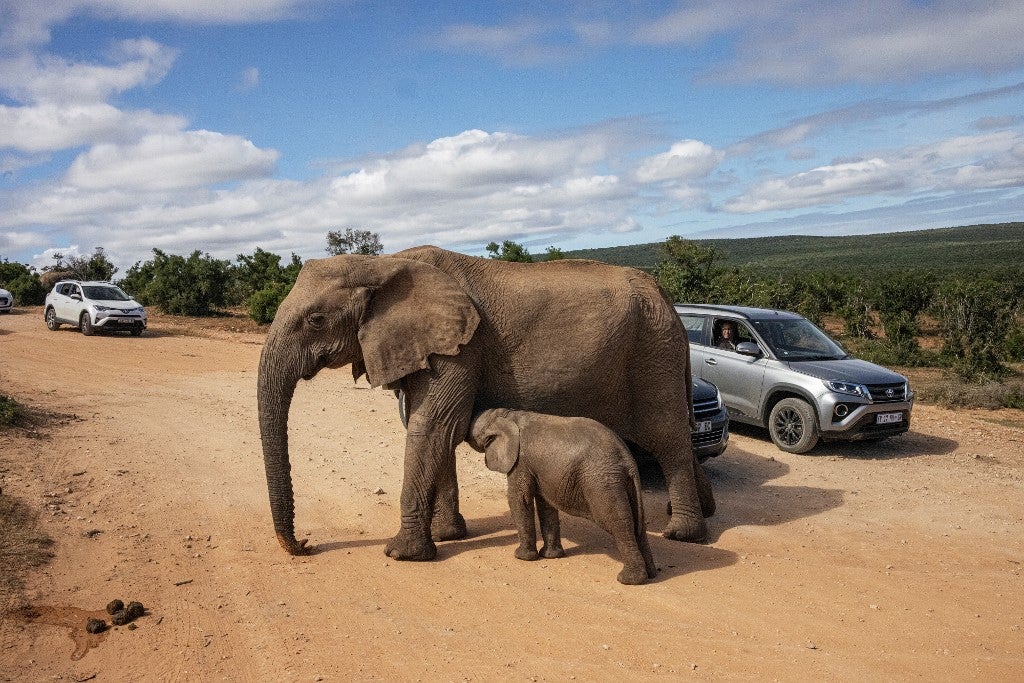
693 397 720 420
866 383 907 403
693 427 725 448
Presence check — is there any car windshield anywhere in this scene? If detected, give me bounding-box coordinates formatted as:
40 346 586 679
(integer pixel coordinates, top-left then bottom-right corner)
83 285 131 302
751 318 847 361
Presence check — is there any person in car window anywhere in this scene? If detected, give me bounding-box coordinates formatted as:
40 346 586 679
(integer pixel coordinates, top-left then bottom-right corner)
717 321 738 350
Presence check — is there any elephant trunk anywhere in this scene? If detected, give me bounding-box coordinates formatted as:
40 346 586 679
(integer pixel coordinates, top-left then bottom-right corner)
257 331 310 555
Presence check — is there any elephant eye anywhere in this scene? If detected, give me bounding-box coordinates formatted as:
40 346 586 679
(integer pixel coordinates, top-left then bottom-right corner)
306 312 326 329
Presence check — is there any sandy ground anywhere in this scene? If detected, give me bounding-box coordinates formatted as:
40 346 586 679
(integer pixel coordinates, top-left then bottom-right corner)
1 306 1022 681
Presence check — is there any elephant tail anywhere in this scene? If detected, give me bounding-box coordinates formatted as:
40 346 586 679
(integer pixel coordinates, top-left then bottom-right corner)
627 460 647 542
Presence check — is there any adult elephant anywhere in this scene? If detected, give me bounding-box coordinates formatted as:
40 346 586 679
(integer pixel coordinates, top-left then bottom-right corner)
257 246 714 560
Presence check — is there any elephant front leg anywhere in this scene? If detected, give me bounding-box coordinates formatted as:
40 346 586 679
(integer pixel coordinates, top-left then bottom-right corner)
430 462 467 542
385 431 446 561
507 479 540 561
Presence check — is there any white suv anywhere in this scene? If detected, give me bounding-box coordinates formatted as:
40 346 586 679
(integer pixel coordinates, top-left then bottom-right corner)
44 280 147 336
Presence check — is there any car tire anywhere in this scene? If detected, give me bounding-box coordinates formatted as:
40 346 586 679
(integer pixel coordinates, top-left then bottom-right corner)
79 312 94 336
45 307 61 331
769 397 819 454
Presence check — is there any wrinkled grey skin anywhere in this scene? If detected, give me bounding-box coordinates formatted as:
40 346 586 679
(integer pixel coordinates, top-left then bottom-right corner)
469 409 657 585
257 245 713 560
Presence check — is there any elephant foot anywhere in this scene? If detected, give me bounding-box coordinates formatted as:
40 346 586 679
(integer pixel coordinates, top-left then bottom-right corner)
515 546 539 561
617 566 650 585
385 531 437 561
276 533 312 556
431 512 468 542
663 515 708 544
539 544 565 559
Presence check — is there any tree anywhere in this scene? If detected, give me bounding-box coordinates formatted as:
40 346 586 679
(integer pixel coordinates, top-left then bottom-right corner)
652 236 722 303
485 240 534 262
0 259 45 305
933 276 1014 379
870 272 935 365
544 246 565 261
326 229 383 256
233 248 303 324
45 247 117 281
119 249 231 316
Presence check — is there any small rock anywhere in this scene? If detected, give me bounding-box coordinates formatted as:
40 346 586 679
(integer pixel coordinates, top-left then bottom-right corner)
111 610 131 626
85 618 106 634
83 529 103 538
373 488 386 495
106 599 124 615
806 641 817 650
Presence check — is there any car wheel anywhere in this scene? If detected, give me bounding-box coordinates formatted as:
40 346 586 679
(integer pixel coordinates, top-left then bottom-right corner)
79 312 94 336
45 307 61 330
769 398 819 454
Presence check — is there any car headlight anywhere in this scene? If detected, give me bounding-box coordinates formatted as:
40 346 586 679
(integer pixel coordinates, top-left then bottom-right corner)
95 305 113 312
715 386 723 410
824 379 870 398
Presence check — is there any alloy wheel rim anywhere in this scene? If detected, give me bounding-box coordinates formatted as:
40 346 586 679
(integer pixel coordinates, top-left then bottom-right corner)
774 407 804 446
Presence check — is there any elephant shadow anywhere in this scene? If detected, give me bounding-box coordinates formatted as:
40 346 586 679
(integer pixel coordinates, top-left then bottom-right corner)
637 446 845 545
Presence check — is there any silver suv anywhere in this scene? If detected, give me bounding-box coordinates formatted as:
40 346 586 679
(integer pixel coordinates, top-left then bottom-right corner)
676 304 913 454
44 280 147 336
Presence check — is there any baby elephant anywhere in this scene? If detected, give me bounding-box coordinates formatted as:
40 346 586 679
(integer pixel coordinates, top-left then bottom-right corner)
468 408 657 585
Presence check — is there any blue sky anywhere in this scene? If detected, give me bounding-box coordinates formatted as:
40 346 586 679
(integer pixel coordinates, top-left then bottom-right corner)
1 1 1023 272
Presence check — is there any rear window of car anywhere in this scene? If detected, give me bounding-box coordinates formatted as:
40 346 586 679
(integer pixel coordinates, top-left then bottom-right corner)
678 314 707 345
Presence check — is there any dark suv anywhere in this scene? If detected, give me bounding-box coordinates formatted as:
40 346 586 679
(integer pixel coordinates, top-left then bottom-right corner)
676 304 913 454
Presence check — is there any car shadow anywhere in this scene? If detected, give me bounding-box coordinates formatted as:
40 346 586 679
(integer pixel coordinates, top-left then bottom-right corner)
728 421 958 459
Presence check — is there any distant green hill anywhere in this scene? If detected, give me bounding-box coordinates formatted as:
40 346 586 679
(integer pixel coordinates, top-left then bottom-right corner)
564 222 1024 273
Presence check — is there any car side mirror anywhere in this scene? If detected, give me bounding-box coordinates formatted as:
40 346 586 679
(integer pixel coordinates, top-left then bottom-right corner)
736 341 762 357
70 293 82 301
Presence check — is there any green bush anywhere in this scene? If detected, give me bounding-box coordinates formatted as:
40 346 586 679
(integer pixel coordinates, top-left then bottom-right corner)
247 283 293 324
932 277 1015 379
0 260 45 305
0 394 23 428
119 249 231 316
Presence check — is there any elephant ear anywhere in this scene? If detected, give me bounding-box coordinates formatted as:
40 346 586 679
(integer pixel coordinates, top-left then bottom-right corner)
357 258 480 388
482 414 521 475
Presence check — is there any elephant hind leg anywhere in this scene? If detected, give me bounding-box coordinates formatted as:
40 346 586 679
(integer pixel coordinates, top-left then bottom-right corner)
633 424 710 544
535 497 565 559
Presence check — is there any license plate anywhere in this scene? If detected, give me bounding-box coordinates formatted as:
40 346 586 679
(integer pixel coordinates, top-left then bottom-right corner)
118 318 134 323
695 420 713 433
876 412 903 424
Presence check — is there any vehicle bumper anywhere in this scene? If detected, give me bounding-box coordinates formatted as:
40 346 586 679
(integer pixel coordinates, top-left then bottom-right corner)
817 395 913 441
94 314 147 331
693 408 730 462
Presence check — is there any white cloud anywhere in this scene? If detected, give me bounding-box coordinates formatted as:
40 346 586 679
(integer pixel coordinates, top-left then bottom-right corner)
239 66 260 90
1 1 315 50
0 102 185 154
64 130 280 191
635 140 722 183
724 130 1024 213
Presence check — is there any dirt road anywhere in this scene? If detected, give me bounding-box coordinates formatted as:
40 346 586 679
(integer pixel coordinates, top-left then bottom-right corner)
1 308 1022 680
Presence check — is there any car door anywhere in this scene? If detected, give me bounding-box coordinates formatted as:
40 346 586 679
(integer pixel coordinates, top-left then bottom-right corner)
677 312 708 375
700 317 768 422
54 283 75 321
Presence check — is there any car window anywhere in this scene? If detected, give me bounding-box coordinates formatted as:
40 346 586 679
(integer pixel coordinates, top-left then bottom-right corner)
711 318 757 351
678 314 707 346
751 319 847 361
82 285 130 301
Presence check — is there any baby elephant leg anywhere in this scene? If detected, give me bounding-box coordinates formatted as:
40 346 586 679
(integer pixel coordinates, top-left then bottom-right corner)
596 497 652 585
535 497 565 559
506 484 539 561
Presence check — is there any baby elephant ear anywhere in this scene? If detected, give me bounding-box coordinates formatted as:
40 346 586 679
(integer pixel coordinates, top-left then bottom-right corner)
357 258 480 387
483 415 521 475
